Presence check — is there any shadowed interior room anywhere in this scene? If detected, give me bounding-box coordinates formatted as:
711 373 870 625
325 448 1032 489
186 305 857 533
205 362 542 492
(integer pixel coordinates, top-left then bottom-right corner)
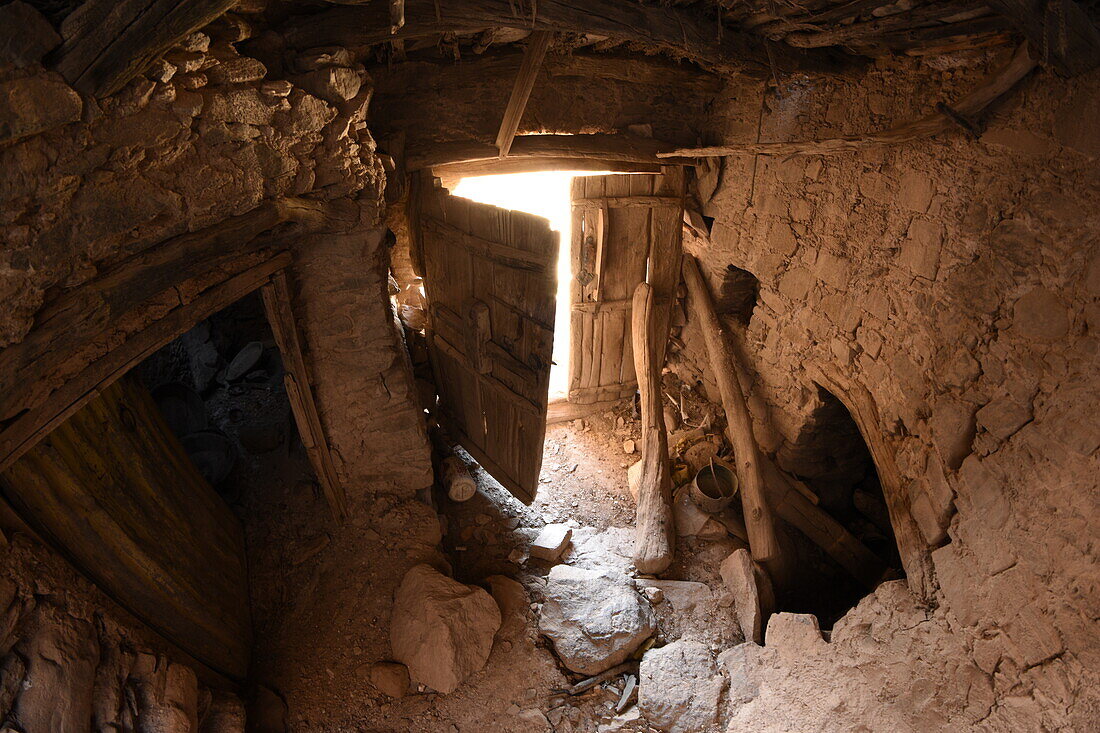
0 0 1098 731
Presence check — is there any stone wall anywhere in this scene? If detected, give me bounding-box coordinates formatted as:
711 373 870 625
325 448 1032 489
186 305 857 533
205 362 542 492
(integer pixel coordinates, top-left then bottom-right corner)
0 4 432 502
671 47 1099 730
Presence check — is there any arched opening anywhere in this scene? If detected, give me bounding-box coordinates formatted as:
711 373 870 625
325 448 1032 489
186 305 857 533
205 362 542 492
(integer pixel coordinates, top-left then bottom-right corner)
773 383 905 626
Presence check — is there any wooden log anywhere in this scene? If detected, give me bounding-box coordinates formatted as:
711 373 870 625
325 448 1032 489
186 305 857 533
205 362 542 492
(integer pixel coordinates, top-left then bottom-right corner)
659 43 1037 158
261 271 348 521
495 31 553 156
761 460 888 589
280 0 848 77
410 134 692 171
441 456 477 502
630 282 674 575
681 254 780 563
52 0 237 96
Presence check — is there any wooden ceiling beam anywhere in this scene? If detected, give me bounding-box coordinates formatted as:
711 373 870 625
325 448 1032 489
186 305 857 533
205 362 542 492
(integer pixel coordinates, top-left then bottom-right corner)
281 0 850 77
495 31 552 156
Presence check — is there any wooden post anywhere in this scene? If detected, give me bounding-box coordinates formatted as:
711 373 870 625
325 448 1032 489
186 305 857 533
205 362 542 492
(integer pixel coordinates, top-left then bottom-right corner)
681 254 780 563
630 282 674 574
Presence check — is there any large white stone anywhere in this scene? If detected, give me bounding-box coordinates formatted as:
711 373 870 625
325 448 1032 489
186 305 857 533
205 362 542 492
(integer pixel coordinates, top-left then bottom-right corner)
538 565 655 675
639 640 726 733
389 564 501 694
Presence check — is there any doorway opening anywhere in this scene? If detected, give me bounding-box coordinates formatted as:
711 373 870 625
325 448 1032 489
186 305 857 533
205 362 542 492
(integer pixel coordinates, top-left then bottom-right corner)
775 383 904 626
451 170 608 401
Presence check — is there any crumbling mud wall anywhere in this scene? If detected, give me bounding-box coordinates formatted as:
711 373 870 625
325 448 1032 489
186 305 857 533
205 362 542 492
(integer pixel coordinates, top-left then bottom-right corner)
0 519 245 731
673 47 1099 730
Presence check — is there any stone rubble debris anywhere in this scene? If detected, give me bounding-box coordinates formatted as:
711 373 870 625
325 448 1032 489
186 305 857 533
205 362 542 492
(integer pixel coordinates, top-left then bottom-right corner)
638 640 726 733
530 523 573 562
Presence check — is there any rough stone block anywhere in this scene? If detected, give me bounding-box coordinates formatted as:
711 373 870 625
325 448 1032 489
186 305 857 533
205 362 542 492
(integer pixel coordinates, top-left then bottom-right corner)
530 523 572 562
899 170 934 212
976 395 1032 441
778 267 814 301
957 455 1009 529
390 564 501 694
765 612 825 651
639 640 725 733
900 219 942 280
0 1 60 67
294 67 362 105
1012 288 1069 341
0 75 82 143
929 396 976 470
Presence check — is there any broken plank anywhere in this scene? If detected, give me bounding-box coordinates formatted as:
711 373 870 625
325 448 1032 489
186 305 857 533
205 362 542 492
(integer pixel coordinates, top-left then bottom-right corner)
261 271 348 521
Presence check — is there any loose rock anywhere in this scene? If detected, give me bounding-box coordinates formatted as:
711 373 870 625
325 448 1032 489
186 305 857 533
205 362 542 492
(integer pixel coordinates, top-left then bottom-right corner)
390 564 501 694
638 640 725 733
369 661 410 697
538 565 655 675
530 523 572 562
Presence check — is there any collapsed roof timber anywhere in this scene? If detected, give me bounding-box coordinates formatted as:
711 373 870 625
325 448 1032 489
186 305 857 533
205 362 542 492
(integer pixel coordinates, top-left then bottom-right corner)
0 0 1098 731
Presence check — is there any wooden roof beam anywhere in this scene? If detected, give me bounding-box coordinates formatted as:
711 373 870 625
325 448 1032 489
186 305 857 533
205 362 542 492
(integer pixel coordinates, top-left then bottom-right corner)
407 133 692 171
495 31 552 156
281 0 852 77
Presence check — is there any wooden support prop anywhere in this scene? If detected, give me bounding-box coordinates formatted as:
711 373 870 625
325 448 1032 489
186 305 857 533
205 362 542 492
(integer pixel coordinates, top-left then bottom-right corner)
660 43 1037 158
630 282 674 575
261 271 348 521
389 0 406 33
442 456 477 502
761 460 888 589
681 254 780 563
495 31 553 157
52 0 237 96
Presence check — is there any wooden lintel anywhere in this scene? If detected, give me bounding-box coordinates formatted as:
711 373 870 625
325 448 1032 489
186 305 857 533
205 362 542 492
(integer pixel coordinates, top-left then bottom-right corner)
261 272 348 522
495 31 553 157
410 134 691 171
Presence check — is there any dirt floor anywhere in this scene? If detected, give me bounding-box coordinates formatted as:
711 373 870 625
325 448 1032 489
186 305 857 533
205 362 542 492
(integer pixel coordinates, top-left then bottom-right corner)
239 399 747 732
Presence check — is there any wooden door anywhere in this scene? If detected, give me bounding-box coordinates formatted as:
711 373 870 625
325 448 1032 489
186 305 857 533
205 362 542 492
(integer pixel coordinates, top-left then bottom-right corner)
0 375 251 679
417 187 558 503
568 169 685 404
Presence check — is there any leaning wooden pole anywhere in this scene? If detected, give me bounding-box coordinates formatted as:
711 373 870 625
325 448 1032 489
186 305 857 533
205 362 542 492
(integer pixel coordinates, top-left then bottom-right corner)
630 282 675 574
681 254 780 562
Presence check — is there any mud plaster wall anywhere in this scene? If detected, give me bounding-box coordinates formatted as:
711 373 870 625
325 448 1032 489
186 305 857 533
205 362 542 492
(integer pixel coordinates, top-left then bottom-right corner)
671 48 1100 730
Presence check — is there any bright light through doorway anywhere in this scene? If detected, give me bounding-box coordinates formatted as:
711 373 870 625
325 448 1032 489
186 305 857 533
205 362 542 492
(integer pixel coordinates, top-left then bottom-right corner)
452 171 609 401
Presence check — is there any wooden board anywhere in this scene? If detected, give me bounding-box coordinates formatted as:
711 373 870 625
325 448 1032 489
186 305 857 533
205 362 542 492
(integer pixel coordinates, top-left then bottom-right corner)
417 189 558 503
568 169 684 404
0 375 251 678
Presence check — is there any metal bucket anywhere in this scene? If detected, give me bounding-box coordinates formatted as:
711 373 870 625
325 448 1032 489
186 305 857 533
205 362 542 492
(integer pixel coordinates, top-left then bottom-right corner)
691 462 738 513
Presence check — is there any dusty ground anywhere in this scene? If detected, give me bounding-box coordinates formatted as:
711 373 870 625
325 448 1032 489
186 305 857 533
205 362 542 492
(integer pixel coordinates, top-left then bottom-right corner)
240 401 745 732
